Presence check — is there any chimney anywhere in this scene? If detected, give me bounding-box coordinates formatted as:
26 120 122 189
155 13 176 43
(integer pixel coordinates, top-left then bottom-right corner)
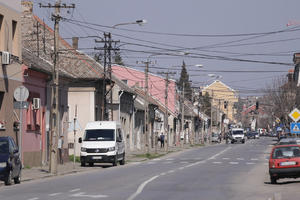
21 1 33 14
72 37 79 50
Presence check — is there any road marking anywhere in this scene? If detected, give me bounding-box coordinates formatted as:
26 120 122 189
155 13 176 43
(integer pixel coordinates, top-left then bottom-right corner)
236 158 244 160
28 198 39 200
147 162 156 164
127 175 159 200
70 188 81 192
166 158 174 161
251 158 258 161
127 146 231 200
222 158 230 160
179 167 185 170
164 161 172 164
246 162 255 165
229 162 239 165
70 192 108 198
167 170 175 173
180 161 189 164
153 158 161 161
49 193 62 196
212 161 222 164
264 163 269 166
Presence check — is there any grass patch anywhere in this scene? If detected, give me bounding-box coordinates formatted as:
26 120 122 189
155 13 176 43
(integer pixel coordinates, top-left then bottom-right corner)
69 155 81 163
24 165 31 169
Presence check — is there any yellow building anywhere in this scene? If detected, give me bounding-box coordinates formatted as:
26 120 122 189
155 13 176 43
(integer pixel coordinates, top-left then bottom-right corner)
201 80 238 123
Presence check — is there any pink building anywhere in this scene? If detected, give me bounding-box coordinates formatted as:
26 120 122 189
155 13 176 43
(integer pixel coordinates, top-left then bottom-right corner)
112 65 177 115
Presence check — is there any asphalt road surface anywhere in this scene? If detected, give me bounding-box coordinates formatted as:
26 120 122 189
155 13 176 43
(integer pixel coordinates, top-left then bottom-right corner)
0 137 300 200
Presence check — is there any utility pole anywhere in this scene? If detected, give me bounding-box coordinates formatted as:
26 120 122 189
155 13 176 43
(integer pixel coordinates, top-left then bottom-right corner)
210 90 214 144
73 105 77 169
181 82 185 146
95 33 119 121
158 71 175 152
144 60 150 153
39 1 75 174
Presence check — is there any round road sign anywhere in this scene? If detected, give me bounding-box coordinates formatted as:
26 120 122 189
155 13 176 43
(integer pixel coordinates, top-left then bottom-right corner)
14 86 29 102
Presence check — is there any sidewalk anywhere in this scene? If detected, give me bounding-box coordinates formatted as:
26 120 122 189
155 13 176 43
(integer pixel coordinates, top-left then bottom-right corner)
0 141 216 186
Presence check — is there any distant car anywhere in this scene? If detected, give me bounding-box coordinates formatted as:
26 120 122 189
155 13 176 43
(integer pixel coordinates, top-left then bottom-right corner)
0 136 21 185
269 144 300 184
247 132 256 139
229 128 245 144
211 133 221 143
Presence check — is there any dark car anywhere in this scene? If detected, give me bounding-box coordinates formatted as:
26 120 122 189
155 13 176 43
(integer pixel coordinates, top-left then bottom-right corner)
0 136 21 185
269 144 300 184
247 132 256 139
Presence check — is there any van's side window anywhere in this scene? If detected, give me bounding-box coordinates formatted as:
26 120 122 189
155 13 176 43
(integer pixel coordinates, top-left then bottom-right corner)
117 129 123 141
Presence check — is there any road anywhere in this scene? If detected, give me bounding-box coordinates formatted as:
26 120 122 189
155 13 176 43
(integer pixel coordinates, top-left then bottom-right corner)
0 137 300 200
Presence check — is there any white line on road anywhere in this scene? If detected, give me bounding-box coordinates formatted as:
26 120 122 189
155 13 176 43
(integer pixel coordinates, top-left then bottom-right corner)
229 162 239 165
167 170 175 173
127 175 159 200
153 158 161 161
212 161 222 164
180 161 189 164
165 158 174 161
28 198 39 200
69 188 81 192
70 192 108 198
236 158 244 160
127 146 231 200
49 193 62 196
251 158 258 161
222 158 230 160
246 162 255 165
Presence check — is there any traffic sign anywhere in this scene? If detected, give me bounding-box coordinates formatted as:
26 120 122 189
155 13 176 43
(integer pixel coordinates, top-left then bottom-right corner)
290 122 300 134
13 101 29 109
289 108 300 122
14 86 29 102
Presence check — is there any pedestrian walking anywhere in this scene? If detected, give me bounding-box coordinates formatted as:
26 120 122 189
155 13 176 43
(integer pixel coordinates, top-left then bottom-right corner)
160 133 165 148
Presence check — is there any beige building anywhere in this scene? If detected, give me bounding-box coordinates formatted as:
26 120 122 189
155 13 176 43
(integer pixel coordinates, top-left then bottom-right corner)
202 80 238 123
0 0 22 141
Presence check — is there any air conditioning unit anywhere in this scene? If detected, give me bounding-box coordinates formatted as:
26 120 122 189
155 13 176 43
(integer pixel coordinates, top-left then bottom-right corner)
32 98 41 110
2 51 10 65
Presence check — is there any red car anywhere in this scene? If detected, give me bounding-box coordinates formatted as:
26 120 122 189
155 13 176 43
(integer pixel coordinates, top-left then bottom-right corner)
269 144 300 184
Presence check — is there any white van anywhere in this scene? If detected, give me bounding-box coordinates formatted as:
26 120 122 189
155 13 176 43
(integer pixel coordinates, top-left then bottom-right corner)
78 121 125 167
229 128 245 144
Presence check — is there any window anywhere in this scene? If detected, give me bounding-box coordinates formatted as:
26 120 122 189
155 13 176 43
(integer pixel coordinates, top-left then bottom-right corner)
0 92 4 110
84 129 115 141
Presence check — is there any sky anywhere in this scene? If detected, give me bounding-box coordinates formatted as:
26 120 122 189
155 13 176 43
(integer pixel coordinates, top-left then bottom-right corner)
31 0 300 97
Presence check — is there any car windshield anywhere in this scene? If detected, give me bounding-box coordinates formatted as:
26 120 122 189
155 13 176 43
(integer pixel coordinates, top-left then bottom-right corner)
278 139 297 145
84 129 115 141
0 139 9 154
232 130 243 135
272 146 300 159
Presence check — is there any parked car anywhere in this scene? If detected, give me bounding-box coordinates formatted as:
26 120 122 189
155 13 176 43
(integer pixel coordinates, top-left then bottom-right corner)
0 136 21 185
211 132 221 143
254 132 260 139
269 144 300 184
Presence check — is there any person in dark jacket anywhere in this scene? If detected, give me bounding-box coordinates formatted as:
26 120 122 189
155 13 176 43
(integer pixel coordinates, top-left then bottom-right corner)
160 133 165 148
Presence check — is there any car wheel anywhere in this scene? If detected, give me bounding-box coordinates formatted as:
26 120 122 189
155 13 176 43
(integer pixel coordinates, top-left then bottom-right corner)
270 176 277 184
88 162 94 167
81 162 85 167
5 170 13 186
120 153 125 165
112 155 118 166
14 170 21 184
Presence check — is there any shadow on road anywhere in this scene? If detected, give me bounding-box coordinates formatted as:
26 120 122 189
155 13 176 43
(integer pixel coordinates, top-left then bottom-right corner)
265 180 300 185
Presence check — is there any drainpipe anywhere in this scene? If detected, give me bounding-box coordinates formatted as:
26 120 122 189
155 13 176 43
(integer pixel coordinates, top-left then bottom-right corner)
118 90 124 122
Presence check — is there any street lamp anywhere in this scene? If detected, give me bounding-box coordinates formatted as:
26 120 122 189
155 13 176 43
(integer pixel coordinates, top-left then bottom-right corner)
112 19 147 28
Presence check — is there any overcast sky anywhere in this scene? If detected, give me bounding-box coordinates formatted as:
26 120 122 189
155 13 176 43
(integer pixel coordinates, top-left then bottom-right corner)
32 0 300 96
